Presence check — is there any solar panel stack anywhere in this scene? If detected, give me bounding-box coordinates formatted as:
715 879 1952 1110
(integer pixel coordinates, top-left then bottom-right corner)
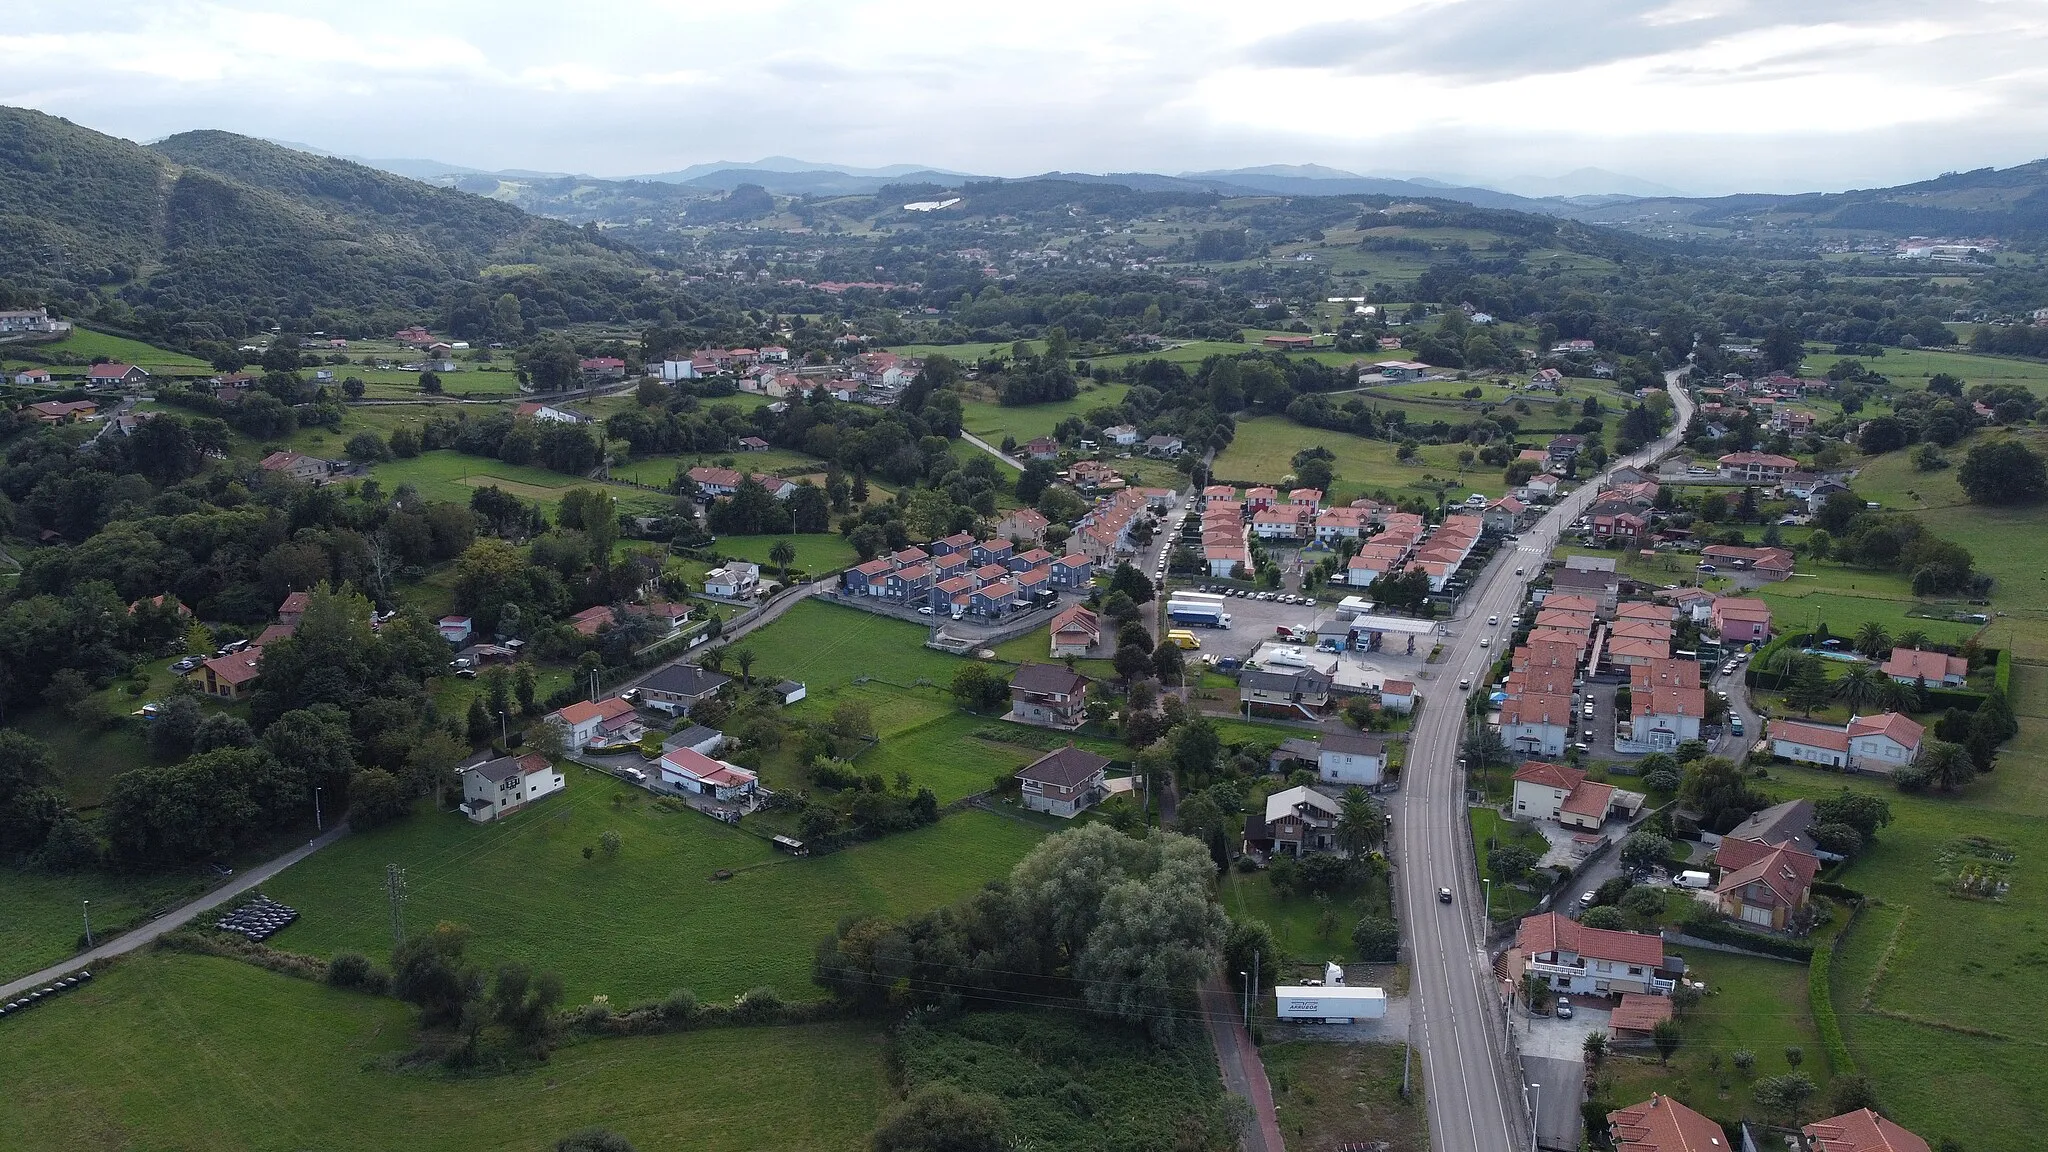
214 895 298 942
0 970 93 1020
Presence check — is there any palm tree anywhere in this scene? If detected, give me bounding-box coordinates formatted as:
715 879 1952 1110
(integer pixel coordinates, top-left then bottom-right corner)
1335 786 1384 858
1854 621 1892 657
768 539 797 581
1895 629 1930 651
698 646 726 675
1922 739 1977 792
733 646 757 687
1832 665 1890 713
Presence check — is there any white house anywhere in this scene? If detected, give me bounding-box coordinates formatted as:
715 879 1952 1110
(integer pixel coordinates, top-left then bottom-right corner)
661 359 701 382
1104 424 1140 447
1317 731 1387 787
703 562 761 599
1377 679 1414 714
1498 693 1573 758
459 754 566 823
657 746 758 801
1881 648 1969 687
1626 683 1705 752
548 696 642 751
437 615 473 644
513 401 587 424
1517 913 1674 997
1770 713 1924 773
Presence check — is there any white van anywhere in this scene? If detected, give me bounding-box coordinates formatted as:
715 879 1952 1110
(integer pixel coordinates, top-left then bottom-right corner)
1674 870 1713 890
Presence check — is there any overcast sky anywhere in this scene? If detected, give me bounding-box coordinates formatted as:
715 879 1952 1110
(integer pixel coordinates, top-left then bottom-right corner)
6 0 2046 196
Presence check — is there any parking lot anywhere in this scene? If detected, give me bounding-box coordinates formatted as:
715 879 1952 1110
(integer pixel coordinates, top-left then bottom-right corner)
1172 584 1326 660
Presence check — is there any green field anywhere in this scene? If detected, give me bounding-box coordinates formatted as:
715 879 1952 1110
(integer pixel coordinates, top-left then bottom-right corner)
1266 1041 1427 1152
263 786 1045 1004
0 869 212 983
714 533 859 576
1219 866 1393 977
1602 949 1826 1127
1469 808 1549 922
738 598 968 698
368 450 669 517
1 326 211 376
1804 343 2048 396
611 445 826 487
958 381 1132 444
1214 415 1502 502
0 952 889 1151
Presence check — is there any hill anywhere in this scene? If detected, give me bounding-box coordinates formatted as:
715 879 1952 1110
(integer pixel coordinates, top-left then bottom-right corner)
0 107 646 337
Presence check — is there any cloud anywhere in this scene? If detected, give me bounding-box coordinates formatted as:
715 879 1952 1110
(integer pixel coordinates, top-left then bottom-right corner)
0 0 2042 195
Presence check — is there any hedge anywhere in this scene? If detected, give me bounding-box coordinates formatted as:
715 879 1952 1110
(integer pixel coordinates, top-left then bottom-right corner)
1996 648 2013 695
1681 914 1816 961
1811 880 1866 903
1921 687 1985 713
1809 942 1857 1076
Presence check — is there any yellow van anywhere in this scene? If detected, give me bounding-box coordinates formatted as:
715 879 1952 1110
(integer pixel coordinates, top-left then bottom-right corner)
1167 629 1201 650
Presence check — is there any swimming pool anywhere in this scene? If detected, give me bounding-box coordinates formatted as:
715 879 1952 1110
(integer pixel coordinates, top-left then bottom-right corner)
1800 647 1865 663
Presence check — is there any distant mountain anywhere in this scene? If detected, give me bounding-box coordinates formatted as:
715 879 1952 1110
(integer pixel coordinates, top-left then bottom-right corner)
0 107 642 330
634 156 976 184
1501 168 1686 200
1181 163 1366 181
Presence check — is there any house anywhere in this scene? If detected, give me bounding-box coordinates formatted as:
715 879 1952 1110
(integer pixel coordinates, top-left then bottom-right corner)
1511 760 1625 830
1104 424 1140 446
1016 745 1110 818
629 599 693 633
1519 472 1561 503
1374 360 1429 381
1239 666 1333 719
1770 712 1925 772
1050 553 1094 590
578 356 628 379
1700 545 1796 581
774 680 806 706
1318 731 1387 787
996 507 1052 544
1710 597 1773 643
1268 737 1321 774
258 451 331 484
1023 436 1060 461
1724 798 1833 860
662 724 727 757
569 605 614 636
1714 837 1819 930
703 562 760 599
1252 507 1308 541
686 466 744 497
1499 694 1574 758
1482 496 1527 534
459 753 566 823
1009 662 1090 729
1628 666 1706 752
1377 679 1415 714
12 369 51 385
277 591 312 627
1606 1095 1725 1152
1881 647 1969 687
1142 434 1184 458
513 401 586 424
1717 451 1800 482
635 662 732 716
735 435 771 452
1247 786 1343 857
1551 565 1622 610
86 363 148 388
0 307 58 333
190 648 264 700
1262 333 1315 350
549 696 643 752
1049 604 1101 657
657 746 758 802
437 616 473 644
1803 1108 1932 1152
1518 912 1674 997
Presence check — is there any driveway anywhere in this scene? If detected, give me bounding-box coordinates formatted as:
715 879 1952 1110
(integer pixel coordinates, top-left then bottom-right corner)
1521 1055 1585 1152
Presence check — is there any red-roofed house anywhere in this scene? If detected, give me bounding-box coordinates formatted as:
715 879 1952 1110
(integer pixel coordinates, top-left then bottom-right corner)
259 451 330 483
189 648 264 700
1713 838 1819 930
658 746 758 802
1717 451 1800 481
1803 1108 1932 1152
1771 712 1924 772
1608 993 1675 1044
569 605 614 636
1511 761 1624 830
1049 604 1101 657
1518 912 1673 996
1500 694 1573 757
549 696 643 751
460 753 565 823
1606 1094 1725 1152
87 363 148 387
278 591 312 626
1710 596 1773 642
1378 679 1414 714
1881 647 1969 687
578 356 627 379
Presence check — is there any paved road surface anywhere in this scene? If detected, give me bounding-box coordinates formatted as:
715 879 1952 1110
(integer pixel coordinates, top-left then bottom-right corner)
1401 375 1694 1152
1198 977 1284 1152
0 824 352 1003
959 430 1027 471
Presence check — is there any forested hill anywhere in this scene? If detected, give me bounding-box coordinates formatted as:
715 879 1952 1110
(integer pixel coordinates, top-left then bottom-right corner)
0 107 648 341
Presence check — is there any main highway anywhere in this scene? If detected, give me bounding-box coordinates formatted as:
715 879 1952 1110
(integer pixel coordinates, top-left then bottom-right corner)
1398 375 1694 1152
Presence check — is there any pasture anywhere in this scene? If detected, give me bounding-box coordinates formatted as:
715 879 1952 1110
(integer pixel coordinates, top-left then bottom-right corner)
1 326 211 376
958 380 1132 444
262 784 1045 1004
0 869 209 983
0 952 889 1152
1214 415 1503 501
714 532 859 575
1804 343 2048 395
368 451 669 517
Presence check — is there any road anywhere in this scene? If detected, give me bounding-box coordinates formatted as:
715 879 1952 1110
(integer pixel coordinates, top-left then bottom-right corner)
1401 375 1694 1152
0 823 352 1004
959 430 1027 471
1197 977 1284 1152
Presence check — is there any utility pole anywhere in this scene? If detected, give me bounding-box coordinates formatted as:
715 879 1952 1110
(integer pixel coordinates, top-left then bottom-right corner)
314 786 323 833
385 864 408 945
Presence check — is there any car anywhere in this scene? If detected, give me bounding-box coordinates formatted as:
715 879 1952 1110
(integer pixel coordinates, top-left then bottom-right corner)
1487 615 1499 626
455 668 478 678
917 605 934 615
1730 717 1745 736
1458 677 1472 690
1514 566 1525 576
1555 997 1574 1019
209 862 234 876
1437 887 1453 904
171 658 198 673
1696 562 1718 573
1579 890 1597 907
1479 637 1490 647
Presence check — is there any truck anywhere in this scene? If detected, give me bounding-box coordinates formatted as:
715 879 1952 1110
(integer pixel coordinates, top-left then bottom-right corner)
1167 603 1231 628
1166 629 1202 650
1170 591 1227 607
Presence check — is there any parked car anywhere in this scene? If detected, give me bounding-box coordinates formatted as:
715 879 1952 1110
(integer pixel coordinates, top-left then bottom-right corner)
917 605 934 615
1730 717 1744 736
1555 997 1574 1019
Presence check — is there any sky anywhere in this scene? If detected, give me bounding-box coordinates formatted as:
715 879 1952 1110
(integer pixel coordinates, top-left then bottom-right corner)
5 0 2047 196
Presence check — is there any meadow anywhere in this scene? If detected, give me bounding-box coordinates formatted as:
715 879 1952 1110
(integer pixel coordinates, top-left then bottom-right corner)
262 783 1046 1004
1265 1041 1427 1152
2 325 212 376
958 380 1132 444
0 952 890 1152
1219 866 1394 977
0 868 211 983
1803 343 2048 395
368 450 670 517
1214 415 1503 501
714 532 859 576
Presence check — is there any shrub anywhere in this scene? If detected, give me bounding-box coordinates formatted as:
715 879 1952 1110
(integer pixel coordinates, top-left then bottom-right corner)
1809 943 1856 1075
730 985 785 1024
325 951 389 994
871 1084 1010 1152
1352 915 1399 962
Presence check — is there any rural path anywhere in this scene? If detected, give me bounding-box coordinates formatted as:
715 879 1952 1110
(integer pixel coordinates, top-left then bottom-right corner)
609 581 831 696
959 430 1027 471
0 823 352 1003
1398 373 1694 1152
1198 976 1285 1152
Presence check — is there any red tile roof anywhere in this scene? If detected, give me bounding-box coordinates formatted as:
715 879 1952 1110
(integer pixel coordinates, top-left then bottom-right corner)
1513 761 1584 791
1803 1108 1932 1152
554 696 637 727
1610 993 1674 1034
1608 1094 1726 1152
1880 648 1968 682
1714 841 1818 907
1518 912 1666 968
1846 711 1925 750
1772 719 1850 753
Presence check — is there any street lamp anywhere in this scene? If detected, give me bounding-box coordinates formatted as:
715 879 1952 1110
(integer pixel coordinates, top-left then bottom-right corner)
1482 877 1492 928
1240 970 1250 1027
314 786 324 833
1528 1083 1541 1152
82 899 92 948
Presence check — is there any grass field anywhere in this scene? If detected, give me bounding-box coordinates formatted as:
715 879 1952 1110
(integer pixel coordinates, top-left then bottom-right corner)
1266 1041 1427 1152
1600 949 1824 1128
610 445 827 487
738 599 967 697
0 952 889 1151
714 532 859 575
1804 343 2048 396
849 713 1042 803
369 450 669 517
1 326 211 376
1215 415 1502 502
959 381 1132 444
264 785 1045 1004
1220 867 1393 976
1469 808 1549 922
0 869 213 983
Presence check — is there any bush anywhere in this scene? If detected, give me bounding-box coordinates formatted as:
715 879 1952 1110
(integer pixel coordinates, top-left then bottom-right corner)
871 1084 1011 1152
1352 915 1399 962
1809 943 1856 1075
730 985 785 1024
1681 910 1815 960
325 951 390 994
555 1129 636 1152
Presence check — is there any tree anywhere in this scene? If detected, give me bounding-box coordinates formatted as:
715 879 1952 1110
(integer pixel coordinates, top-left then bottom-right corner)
1578 906 1627 930
1813 788 1891 840
391 923 483 1027
1151 640 1185 683
1920 739 1977 792
1224 918 1279 991
1336 787 1385 858
1619 830 1673 879
1732 1048 1756 1076
870 1085 1010 1152
1783 656 1833 716
1619 884 1668 928
1107 562 1154 605
389 424 421 457
768 539 797 580
344 431 390 462
1958 439 2048 505
1832 665 1892 714
1651 1017 1683 1063
555 1132 634 1152
949 664 1011 713
1113 643 1153 685
1752 1072 1818 1125
732 646 757 687
348 768 412 830
1352 915 1399 962
1854 621 1892 657
1487 844 1538 882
